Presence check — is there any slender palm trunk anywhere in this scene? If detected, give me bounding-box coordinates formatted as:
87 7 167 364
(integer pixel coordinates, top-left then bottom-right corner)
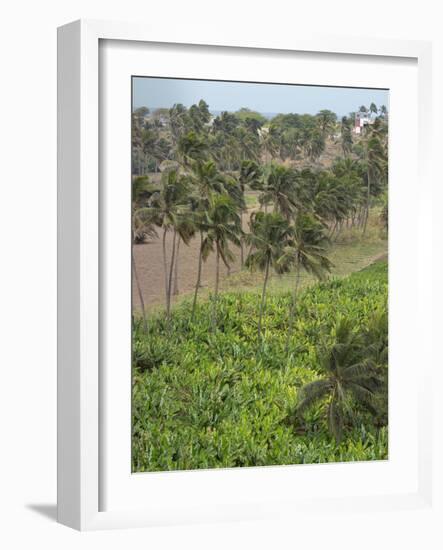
329 220 338 240
337 220 343 238
132 248 147 333
162 227 169 309
363 171 371 236
215 248 220 296
358 206 365 228
286 261 301 353
240 211 244 267
166 228 177 318
211 246 220 330
191 232 204 321
257 258 270 340
173 236 181 295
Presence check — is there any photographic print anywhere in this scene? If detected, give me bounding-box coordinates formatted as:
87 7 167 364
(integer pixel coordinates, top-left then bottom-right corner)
131 77 388 472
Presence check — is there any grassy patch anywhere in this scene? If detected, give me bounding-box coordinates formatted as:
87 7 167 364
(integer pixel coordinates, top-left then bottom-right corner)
219 209 386 296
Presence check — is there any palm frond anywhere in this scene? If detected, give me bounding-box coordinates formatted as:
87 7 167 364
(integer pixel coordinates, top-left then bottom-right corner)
296 379 332 415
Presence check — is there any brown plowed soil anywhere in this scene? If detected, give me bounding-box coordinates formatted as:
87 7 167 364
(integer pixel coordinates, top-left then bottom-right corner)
132 230 243 312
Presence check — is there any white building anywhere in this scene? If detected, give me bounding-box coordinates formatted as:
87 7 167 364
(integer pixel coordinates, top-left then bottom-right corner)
354 111 375 134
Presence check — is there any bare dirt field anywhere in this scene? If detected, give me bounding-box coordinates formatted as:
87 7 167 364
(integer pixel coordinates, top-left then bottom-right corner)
132 229 244 312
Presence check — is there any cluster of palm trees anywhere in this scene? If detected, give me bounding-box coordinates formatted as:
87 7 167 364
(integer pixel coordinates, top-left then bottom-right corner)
132 99 388 337
132 101 388 176
360 102 388 118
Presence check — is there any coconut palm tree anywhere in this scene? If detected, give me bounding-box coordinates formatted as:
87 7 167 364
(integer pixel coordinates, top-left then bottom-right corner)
242 159 264 198
140 125 168 173
131 113 145 174
379 105 388 119
132 175 157 242
224 174 246 275
169 103 190 148
177 130 208 167
340 116 353 157
312 165 365 236
200 193 242 329
188 101 210 134
238 160 263 265
189 161 229 320
363 134 386 235
145 168 192 318
189 159 227 198
171 214 195 296
245 212 293 339
131 175 158 332
316 109 337 139
260 163 299 220
280 212 332 351
259 126 279 163
369 102 378 115
296 318 383 442
131 222 158 333
364 308 389 426
305 128 326 161
234 126 260 162
210 111 241 170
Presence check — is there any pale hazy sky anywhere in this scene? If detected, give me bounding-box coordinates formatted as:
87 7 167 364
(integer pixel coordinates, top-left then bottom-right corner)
132 77 389 117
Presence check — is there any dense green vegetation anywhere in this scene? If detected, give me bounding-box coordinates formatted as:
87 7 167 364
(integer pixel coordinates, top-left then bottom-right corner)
131 95 388 471
132 260 388 472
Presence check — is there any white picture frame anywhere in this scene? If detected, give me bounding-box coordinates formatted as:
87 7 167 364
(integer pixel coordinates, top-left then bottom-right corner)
57 19 436 532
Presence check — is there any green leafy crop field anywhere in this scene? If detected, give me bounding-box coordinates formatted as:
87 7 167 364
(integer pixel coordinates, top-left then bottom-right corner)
132 260 388 472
